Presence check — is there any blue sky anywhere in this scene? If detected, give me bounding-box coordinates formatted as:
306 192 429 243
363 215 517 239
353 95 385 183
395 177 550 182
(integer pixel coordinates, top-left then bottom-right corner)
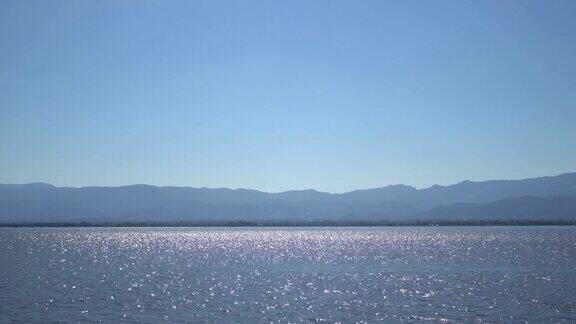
1 0 575 192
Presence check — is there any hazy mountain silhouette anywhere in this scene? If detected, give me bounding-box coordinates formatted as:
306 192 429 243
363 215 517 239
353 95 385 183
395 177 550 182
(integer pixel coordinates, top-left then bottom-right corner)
419 195 576 221
1 172 575 223
337 172 576 208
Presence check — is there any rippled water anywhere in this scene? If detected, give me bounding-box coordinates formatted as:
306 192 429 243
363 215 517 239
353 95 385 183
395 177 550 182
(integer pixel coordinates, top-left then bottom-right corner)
0 227 575 322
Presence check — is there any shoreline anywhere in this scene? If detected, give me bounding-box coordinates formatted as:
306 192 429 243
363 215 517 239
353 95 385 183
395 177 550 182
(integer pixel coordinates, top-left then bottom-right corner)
1 220 575 227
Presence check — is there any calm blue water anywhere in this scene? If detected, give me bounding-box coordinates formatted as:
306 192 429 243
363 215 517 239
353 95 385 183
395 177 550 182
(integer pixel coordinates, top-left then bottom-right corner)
0 227 575 322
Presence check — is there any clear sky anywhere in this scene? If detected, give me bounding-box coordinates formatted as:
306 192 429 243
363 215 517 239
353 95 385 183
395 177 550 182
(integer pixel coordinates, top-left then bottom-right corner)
1 0 575 193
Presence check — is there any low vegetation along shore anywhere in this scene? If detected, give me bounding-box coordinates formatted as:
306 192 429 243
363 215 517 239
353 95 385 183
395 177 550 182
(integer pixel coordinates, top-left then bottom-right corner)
1 220 575 227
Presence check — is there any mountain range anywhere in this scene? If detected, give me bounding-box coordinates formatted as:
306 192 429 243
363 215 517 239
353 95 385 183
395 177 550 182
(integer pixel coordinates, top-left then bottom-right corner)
1 172 576 224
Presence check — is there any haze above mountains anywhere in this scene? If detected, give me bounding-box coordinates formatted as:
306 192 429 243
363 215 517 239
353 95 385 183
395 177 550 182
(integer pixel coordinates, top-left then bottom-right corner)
1 172 576 224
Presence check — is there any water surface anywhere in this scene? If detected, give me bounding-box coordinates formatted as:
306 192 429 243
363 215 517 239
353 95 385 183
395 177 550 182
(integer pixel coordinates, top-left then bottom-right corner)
1 227 575 322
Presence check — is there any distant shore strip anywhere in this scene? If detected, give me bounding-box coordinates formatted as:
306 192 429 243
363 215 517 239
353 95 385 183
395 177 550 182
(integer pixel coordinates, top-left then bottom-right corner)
1 220 575 227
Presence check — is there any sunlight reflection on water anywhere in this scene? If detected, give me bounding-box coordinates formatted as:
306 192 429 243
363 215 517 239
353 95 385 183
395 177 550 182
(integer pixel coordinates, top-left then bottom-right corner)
1 227 575 322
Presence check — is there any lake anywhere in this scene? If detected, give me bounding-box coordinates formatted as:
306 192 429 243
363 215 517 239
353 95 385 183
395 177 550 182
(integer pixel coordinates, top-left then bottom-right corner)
1 227 575 322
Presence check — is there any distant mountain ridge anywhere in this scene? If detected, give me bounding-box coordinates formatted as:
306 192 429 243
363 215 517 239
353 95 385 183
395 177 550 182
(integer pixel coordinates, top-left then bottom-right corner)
1 172 576 223
418 194 576 221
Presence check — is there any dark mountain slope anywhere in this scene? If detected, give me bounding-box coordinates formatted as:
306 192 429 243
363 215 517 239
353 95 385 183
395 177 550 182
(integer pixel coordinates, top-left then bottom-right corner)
419 194 576 221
